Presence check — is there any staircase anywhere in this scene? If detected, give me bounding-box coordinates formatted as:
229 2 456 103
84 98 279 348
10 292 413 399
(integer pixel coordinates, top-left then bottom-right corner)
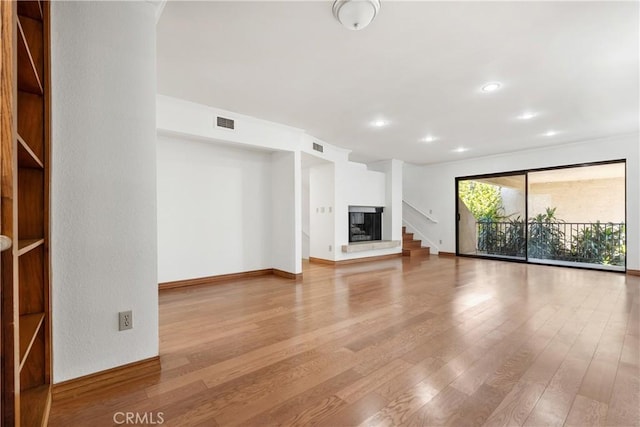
402 226 431 257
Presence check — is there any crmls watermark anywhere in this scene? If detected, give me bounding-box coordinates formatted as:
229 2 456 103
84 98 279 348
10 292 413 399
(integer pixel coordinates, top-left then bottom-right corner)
113 412 165 425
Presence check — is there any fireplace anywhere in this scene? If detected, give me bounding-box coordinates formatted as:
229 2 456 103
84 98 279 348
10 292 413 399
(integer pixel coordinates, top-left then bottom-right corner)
349 206 383 242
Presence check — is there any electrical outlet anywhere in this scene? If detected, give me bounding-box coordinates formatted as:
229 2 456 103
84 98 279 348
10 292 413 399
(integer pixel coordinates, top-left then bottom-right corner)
329 245 332 252
439 239 443 244
119 310 133 331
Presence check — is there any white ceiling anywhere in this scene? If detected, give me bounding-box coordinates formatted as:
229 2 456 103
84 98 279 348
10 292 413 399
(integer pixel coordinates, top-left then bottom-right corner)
156 1 639 164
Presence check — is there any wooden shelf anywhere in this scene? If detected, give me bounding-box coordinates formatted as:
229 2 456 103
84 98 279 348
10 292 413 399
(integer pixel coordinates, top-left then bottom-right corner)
18 239 45 256
18 134 44 168
18 90 45 161
18 168 45 240
3 2 51 425
18 1 43 21
20 384 51 427
17 17 43 95
18 245 45 316
18 312 45 371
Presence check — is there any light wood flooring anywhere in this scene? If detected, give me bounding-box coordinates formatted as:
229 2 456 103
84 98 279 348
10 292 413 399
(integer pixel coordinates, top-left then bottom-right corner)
49 256 640 426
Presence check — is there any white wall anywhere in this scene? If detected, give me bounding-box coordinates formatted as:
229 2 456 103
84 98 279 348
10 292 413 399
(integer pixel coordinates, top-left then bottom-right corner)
308 160 403 262
157 95 351 164
271 151 302 274
369 159 404 242
403 133 640 270
339 162 387 207
529 178 625 223
157 95 353 271
501 187 525 218
157 136 274 282
157 95 405 265
301 168 310 259
334 162 388 261
309 164 335 260
157 95 303 152
51 1 158 382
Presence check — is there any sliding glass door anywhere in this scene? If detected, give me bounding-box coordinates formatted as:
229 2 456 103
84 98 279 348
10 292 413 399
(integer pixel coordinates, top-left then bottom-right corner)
457 173 526 260
456 161 626 271
527 162 626 271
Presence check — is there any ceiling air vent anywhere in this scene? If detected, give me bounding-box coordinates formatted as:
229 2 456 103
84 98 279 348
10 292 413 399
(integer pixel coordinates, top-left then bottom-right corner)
216 116 235 130
312 142 324 153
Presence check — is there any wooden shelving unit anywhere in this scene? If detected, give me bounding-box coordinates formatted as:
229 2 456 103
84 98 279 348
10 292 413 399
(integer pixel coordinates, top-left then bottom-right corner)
1 1 51 425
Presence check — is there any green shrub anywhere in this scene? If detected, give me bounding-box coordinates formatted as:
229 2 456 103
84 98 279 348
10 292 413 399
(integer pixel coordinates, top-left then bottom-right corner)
571 222 625 266
459 181 503 221
527 208 566 260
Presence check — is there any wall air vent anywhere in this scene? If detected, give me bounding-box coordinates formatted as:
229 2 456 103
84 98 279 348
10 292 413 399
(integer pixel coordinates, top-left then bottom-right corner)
312 142 324 153
216 116 235 130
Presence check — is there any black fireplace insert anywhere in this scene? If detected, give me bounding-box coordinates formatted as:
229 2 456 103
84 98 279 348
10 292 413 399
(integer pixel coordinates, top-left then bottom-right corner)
349 206 383 242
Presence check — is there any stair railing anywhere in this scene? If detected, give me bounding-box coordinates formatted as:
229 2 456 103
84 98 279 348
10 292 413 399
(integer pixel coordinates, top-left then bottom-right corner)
402 200 439 253
402 200 438 223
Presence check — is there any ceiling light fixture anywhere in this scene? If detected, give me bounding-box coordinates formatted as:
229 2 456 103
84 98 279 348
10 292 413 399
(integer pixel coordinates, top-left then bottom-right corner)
372 119 387 127
333 0 381 31
544 130 557 137
518 112 536 120
481 82 501 93
421 135 437 143
453 147 468 153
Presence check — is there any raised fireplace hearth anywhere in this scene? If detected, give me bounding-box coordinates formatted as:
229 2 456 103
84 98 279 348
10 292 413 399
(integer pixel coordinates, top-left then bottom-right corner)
349 206 383 242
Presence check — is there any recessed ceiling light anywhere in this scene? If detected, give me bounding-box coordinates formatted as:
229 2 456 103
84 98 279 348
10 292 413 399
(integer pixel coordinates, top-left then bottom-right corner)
481 82 501 93
372 119 387 127
518 112 536 120
544 130 557 137
421 135 437 143
453 147 468 153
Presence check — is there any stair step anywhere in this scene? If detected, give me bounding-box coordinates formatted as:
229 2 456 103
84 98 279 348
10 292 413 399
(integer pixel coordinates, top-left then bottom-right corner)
402 233 414 241
402 247 431 257
402 226 406 234
403 240 422 249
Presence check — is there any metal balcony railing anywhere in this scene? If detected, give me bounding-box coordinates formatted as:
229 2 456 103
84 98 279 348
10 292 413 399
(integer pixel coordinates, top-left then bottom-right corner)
475 221 626 266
